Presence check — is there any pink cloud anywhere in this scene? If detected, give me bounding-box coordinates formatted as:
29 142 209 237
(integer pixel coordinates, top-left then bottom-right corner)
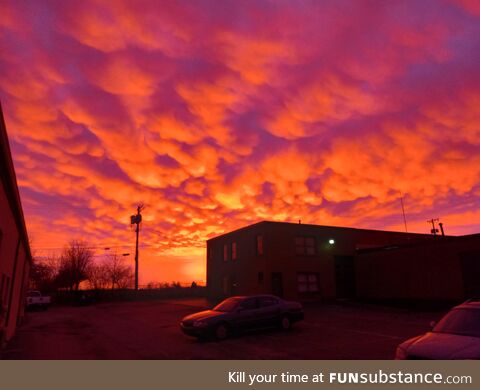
1 0 480 283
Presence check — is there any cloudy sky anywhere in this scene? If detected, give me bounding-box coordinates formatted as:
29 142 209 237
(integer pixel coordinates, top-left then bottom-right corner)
1 0 479 284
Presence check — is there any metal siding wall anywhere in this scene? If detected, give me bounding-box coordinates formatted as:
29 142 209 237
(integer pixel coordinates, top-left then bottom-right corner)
5 243 26 339
17 258 30 326
0 182 21 342
1 106 32 346
355 239 478 301
0 185 20 276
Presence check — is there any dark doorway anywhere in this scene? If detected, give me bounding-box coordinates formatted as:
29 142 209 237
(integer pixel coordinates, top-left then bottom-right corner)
271 272 283 298
222 275 237 297
460 251 480 298
230 275 238 296
334 255 356 298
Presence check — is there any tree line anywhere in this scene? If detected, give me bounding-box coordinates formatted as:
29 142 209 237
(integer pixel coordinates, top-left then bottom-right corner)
30 240 133 292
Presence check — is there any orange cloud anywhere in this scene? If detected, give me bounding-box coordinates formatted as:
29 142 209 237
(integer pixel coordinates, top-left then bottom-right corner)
1 0 480 284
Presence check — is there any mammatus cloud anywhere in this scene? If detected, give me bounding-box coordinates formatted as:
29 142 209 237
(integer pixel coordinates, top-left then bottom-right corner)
1 0 479 283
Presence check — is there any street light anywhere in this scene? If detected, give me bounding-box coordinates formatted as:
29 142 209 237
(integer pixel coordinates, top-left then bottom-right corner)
328 239 335 245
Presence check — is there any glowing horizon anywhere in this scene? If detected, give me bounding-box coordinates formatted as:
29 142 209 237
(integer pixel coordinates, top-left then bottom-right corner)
1 0 480 284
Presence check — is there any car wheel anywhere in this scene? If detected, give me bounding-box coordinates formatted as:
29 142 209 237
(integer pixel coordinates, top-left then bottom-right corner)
215 323 229 340
280 316 291 330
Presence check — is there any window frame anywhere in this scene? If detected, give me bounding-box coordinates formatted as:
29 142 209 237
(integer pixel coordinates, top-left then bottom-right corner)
223 244 229 262
256 235 264 256
258 296 279 308
295 236 316 256
297 272 320 293
238 297 258 311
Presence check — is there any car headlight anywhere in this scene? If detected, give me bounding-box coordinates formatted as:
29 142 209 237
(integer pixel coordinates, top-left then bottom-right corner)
193 320 208 327
395 346 408 360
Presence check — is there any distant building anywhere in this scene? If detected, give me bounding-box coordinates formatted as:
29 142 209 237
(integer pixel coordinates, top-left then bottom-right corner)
0 103 32 347
206 221 433 301
356 234 480 303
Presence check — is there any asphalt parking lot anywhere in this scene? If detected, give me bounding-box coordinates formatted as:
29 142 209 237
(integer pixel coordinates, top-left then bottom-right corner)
1 298 443 359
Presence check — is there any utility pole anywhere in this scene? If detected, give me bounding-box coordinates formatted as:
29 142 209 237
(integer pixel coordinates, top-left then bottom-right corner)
130 204 144 290
400 197 408 232
427 218 439 236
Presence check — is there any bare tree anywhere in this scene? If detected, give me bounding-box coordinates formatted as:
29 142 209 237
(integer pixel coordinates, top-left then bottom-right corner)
30 256 59 292
116 269 134 289
104 253 133 289
55 240 93 291
88 262 109 290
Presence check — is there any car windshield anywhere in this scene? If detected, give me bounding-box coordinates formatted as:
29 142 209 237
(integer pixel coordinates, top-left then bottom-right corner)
433 308 480 337
213 297 242 312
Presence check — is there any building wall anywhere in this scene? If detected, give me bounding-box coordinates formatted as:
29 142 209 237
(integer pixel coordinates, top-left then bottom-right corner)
0 163 23 344
207 221 432 301
0 104 31 346
207 223 265 300
355 236 480 301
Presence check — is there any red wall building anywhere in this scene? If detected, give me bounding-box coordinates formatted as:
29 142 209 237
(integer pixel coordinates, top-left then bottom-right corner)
0 103 32 347
206 221 433 301
356 234 480 302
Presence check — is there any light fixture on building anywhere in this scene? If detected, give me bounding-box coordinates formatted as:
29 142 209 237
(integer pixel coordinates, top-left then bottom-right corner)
328 239 335 245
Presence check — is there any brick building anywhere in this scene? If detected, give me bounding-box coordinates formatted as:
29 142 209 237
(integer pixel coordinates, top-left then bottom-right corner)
206 221 433 301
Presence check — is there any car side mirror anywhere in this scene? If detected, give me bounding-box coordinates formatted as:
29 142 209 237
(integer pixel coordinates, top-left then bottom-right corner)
429 321 436 328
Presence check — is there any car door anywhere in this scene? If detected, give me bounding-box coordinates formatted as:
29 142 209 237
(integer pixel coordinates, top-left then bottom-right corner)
232 297 259 331
257 296 282 327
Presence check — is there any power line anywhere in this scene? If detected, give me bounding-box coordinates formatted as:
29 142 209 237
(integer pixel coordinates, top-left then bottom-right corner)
32 244 134 251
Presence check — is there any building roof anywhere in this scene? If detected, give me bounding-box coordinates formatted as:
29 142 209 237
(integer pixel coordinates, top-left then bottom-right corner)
207 220 435 242
0 101 32 262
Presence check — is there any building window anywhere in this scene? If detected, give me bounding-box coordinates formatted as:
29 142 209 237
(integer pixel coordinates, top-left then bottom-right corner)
295 236 315 256
238 297 257 311
297 273 319 293
258 295 279 307
231 242 237 260
256 235 264 256
258 272 264 284
223 244 228 261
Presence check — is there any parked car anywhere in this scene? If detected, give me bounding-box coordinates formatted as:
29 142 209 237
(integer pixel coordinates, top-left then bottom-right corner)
395 300 480 359
180 295 304 340
26 290 51 311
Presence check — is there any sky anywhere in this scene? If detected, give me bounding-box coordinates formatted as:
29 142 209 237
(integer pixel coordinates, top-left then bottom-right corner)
1 0 480 284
